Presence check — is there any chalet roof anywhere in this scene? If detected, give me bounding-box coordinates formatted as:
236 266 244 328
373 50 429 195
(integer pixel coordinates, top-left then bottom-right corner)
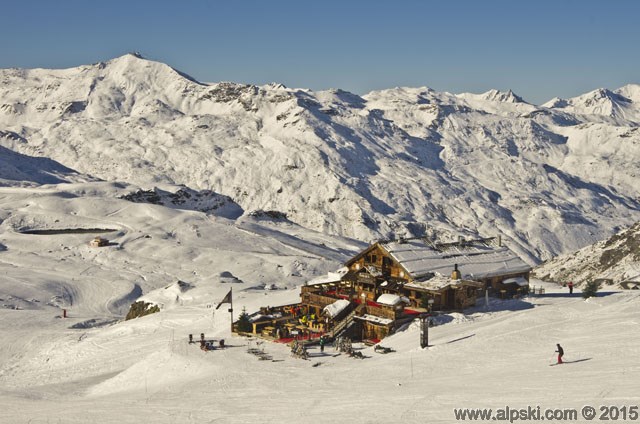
405 274 483 292
376 294 410 306
323 299 350 318
354 314 393 326
307 267 349 285
503 276 529 287
379 238 531 280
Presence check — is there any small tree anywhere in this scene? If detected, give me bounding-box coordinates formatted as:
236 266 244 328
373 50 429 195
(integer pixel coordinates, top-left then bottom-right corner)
419 293 428 309
236 306 252 333
582 280 599 299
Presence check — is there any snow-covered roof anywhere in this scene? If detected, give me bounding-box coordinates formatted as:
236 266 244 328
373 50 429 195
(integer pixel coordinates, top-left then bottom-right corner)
354 314 393 326
380 238 531 280
376 294 410 306
307 267 349 285
323 299 350 318
503 276 529 287
405 274 482 292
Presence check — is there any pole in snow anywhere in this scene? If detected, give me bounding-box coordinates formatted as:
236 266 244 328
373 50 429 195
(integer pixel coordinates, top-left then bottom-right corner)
229 287 234 333
420 314 430 348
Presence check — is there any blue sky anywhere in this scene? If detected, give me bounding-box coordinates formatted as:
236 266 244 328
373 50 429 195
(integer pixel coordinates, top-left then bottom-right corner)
2 0 638 104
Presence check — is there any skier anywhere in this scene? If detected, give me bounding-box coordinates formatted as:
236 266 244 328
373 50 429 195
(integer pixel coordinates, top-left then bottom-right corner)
555 344 564 364
568 281 574 295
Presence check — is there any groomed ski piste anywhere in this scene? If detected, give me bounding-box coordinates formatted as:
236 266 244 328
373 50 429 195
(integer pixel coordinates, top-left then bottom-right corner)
0 183 638 423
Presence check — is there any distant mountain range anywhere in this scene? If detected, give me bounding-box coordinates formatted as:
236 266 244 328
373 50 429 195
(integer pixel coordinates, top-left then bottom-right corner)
534 221 640 286
1 53 639 264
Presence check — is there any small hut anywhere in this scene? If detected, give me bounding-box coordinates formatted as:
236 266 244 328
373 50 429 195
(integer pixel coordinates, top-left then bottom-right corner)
89 236 109 247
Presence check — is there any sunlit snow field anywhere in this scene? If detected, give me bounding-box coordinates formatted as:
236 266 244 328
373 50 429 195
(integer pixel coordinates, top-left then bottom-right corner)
0 183 638 423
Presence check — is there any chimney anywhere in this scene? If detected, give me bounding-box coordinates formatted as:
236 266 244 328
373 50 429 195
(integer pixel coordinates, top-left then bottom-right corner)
497 234 502 247
451 264 461 280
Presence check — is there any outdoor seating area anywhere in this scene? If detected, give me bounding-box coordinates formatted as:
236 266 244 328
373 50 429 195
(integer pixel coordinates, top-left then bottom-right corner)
529 286 546 295
238 303 333 344
188 333 225 351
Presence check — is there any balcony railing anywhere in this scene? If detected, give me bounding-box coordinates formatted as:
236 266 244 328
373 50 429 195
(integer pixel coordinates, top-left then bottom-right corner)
301 292 341 309
364 304 397 320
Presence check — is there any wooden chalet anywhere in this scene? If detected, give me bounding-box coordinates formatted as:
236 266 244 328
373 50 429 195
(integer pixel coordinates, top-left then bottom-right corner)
239 236 532 344
342 236 531 302
300 236 531 341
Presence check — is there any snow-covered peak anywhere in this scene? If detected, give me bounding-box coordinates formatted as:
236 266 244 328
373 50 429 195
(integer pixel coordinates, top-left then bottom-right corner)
615 83 640 102
265 82 288 90
460 88 526 104
364 86 446 105
102 53 203 85
541 97 568 108
544 86 638 123
482 88 525 103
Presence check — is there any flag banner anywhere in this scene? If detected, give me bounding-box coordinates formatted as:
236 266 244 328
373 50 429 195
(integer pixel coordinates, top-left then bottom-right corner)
215 289 232 310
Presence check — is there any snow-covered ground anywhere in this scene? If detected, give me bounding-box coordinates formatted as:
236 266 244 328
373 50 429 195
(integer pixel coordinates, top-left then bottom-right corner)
0 183 637 423
2 275 638 423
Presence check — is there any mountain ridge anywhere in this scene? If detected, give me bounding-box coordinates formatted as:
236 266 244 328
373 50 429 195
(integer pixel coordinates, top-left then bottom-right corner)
1 54 640 264
534 221 640 286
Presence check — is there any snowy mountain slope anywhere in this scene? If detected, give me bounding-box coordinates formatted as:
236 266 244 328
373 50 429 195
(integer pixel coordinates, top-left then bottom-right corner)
1 54 640 262
534 221 640 286
0 181 363 323
119 185 243 219
0 182 359 299
0 144 94 186
0 180 365 421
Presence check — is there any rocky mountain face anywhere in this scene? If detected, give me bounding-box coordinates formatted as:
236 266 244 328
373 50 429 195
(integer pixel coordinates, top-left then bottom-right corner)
534 221 640 286
1 53 640 263
119 186 243 219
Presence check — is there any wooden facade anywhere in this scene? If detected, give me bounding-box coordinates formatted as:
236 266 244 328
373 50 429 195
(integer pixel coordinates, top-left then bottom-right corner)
320 238 528 340
242 237 530 344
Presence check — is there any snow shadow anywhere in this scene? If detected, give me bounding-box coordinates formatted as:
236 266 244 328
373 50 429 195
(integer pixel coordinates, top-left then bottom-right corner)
543 164 640 211
471 297 536 313
564 358 592 364
537 292 618 299
446 334 476 344
20 228 119 235
70 318 119 329
0 145 84 185
106 283 143 316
